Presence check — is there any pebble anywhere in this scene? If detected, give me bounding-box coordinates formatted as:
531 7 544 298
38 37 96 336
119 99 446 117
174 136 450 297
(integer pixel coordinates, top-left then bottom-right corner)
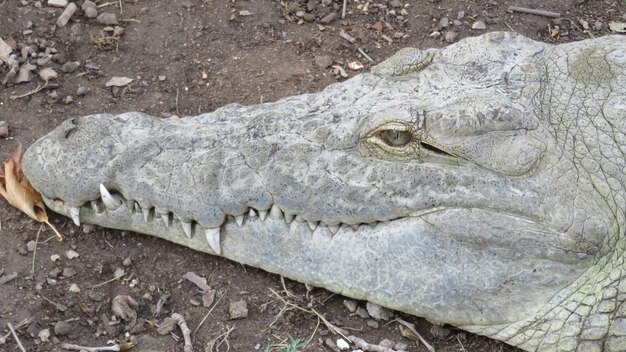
82 0 96 10
336 338 350 350
106 76 133 87
355 307 370 319
371 21 383 32
65 249 79 259
158 75 166 81
122 257 132 267
38 67 57 81
445 30 457 43
229 300 248 319
48 0 68 7
57 3 77 27
366 319 379 328
38 328 50 342
594 21 603 31
53 320 72 335
50 254 61 261
0 121 8 137
27 240 37 252
15 68 32 83
324 338 339 351
84 6 98 18
97 12 118 25
439 17 449 28
366 302 393 321
394 341 409 350
36 56 51 66
314 55 332 69
343 299 357 313
379 339 395 348
61 61 80 73
390 0 403 8
69 283 80 293
457 10 465 20
430 325 452 339
113 26 125 36
76 86 88 96
472 20 486 30
63 267 77 277
453 19 462 26
320 12 338 24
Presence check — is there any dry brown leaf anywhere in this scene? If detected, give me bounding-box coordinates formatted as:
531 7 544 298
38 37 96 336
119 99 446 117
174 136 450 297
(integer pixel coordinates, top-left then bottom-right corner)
0 145 63 241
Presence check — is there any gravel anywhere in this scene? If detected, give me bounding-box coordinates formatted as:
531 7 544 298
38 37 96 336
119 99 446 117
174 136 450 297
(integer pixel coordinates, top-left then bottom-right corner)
53 320 72 335
229 300 248 319
97 12 118 25
472 20 487 30
61 61 80 73
314 55 333 69
38 67 58 81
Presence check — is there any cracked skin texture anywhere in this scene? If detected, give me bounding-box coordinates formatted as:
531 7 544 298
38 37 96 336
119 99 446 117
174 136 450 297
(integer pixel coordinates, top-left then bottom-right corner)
21 32 625 351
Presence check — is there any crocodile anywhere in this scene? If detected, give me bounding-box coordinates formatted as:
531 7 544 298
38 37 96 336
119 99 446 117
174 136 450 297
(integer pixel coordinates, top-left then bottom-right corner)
20 32 625 351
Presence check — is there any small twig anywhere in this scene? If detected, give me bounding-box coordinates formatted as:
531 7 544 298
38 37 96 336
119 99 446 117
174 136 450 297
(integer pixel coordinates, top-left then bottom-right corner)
193 287 229 335
118 0 122 14
62 342 134 351
0 0 6 7
9 83 58 100
305 315 321 347
31 224 43 273
357 47 374 63
175 88 180 115
171 313 193 352
280 276 295 298
40 234 58 244
90 272 126 288
96 1 118 8
508 6 560 18
341 0 347 19
119 18 141 23
7 323 26 352
395 318 435 352
40 293 67 311
456 334 466 352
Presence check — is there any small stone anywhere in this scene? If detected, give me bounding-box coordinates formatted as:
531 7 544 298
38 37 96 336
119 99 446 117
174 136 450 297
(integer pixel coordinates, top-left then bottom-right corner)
239 10 253 16
36 56 51 66
394 341 409 350
57 3 77 27
453 19 462 26
97 12 118 25
61 61 80 73
48 90 59 100
336 338 350 350
390 0 403 8
366 319 379 328
430 325 452 339
429 31 441 38
371 21 383 32
54 321 72 335
445 30 457 43
594 21 603 31
314 55 332 69
49 267 62 278
189 298 201 306
63 267 77 277
38 328 50 342
84 6 98 18
81 222 93 231
379 339 395 348
366 302 393 321
82 0 96 10
320 12 338 24
355 307 370 319
69 283 80 293
229 300 248 319
27 240 37 252
48 0 68 7
472 20 486 30
439 17 449 28
158 75 166 81
343 299 357 313
580 19 590 30
38 67 58 81
393 32 404 39
202 289 216 308
122 257 132 267
50 254 61 261
0 121 8 137
65 249 79 259
105 76 133 87
113 26 125 36
324 338 338 351
347 61 363 71
457 11 465 20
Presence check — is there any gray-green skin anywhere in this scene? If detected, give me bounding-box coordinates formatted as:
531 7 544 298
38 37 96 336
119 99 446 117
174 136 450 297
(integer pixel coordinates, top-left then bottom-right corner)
21 32 625 351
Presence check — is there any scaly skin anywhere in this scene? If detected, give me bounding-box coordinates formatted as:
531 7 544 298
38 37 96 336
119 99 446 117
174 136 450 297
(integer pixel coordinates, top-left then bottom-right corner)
21 32 625 351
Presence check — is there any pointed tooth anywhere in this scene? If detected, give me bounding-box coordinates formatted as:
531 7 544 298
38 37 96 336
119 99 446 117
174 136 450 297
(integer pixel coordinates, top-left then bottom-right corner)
307 221 318 231
162 212 171 227
258 209 268 221
270 205 283 220
328 224 339 235
249 208 257 217
69 206 81 226
284 212 295 224
126 200 136 213
182 221 193 238
142 207 152 222
91 200 104 214
350 224 359 231
295 215 305 223
205 227 221 255
235 215 244 227
99 184 122 210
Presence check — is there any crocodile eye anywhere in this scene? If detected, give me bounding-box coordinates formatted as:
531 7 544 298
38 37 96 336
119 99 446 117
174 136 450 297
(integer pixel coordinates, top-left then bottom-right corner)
379 130 413 147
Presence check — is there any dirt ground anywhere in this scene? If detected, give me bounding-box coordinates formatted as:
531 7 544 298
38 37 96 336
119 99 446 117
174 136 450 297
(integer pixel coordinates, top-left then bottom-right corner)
0 0 624 351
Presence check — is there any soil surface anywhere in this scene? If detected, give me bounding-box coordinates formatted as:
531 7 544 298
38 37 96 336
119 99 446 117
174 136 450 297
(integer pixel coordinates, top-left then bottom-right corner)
0 0 624 351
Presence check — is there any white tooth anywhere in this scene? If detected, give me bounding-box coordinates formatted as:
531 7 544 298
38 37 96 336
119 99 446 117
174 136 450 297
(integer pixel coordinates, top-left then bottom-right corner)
307 221 318 231
328 224 339 235
284 212 295 224
258 209 268 221
235 215 244 227
205 227 221 255
351 224 359 231
162 212 171 227
91 201 103 213
182 221 193 238
249 208 257 217
69 206 80 226
99 184 122 210
126 200 135 213
142 207 151 222
295 215 305 223
270 205 282 219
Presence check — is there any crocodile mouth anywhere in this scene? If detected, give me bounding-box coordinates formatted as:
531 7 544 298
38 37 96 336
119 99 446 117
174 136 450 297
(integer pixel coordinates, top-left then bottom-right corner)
41 183 594 265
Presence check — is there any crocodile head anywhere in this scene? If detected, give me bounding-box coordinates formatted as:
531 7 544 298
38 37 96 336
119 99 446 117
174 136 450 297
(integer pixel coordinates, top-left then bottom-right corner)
22 32 625 351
